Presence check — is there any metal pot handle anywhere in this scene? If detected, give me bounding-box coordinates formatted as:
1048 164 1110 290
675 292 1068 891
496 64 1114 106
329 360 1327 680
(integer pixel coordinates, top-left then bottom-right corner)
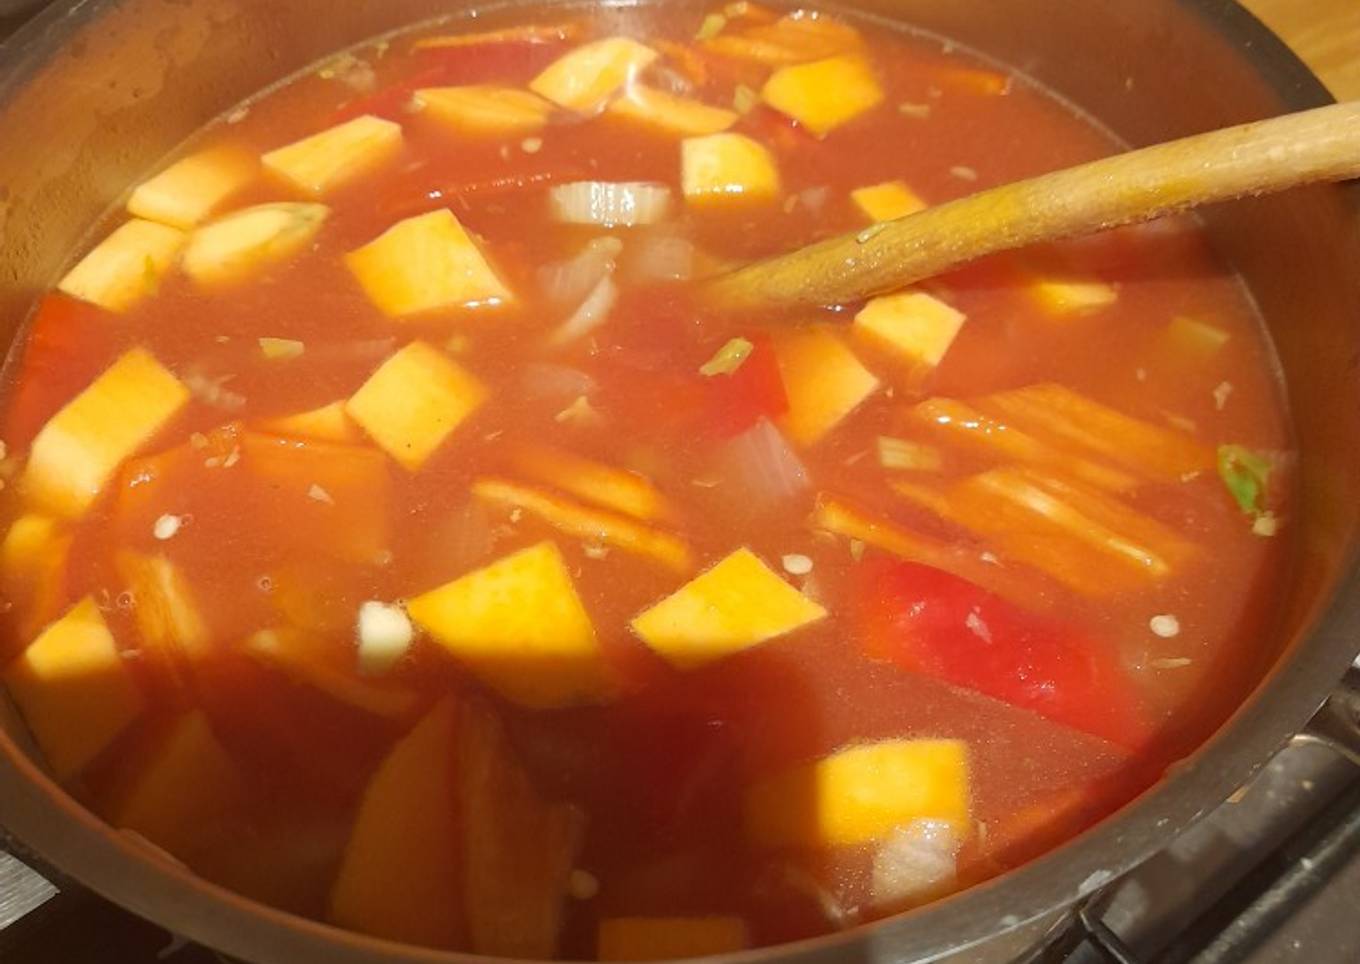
1290 664 1360 765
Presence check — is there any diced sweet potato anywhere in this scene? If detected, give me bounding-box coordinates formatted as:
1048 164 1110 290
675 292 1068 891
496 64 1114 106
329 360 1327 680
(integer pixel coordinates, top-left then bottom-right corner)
2 597 144 779
745 738 970 848
607 84 738 136
473 477 692 572
509 444 675 522
598 916 750 960
242 627 419 720
908 397 1139 492
182 202 329 285
114 550 212 692
345 341 487 471
345 209 513 317
1027 275 1117 314
974 382 1214 482
681 132 780 205
529 36 659 113
850 180 927 222
126 146 257 229
406 541 615 709
761 55 883 137
0 514 72 640
57 219 186 313
108 710 245 860
261 114 403 196
772 327 879 446
853 291 965 379
22 348 190 518
329 699 465 947
458 699 583 957
257 400 360 443
630 547 826 669
810 493 1055 611
241 432 392 564
702 13 862 65
415 85 554 137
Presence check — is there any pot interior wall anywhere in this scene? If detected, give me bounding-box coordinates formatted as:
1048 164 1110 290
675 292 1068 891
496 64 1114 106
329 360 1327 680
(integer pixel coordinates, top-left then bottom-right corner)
0 1 1356 963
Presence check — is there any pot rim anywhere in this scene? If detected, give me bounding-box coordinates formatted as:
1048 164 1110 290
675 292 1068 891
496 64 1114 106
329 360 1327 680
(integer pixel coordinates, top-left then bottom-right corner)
0 1 1357 962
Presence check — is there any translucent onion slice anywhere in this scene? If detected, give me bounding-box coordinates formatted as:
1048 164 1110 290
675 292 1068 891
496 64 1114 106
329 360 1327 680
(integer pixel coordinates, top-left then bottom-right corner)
870 819 960 911
547 273 618 346
539 236 623 307
550 181 672 227
716 417 810 506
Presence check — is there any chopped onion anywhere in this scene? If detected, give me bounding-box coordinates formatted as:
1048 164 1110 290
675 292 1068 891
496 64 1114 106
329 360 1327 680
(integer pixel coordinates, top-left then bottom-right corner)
550 181 672 227
539 236 623 307
518 362 599 402
626 233 694 283
796 186 830 216
871 819 960 911
716 418 809 507
356 601 413 676
548 273 618 347
876 436 943 471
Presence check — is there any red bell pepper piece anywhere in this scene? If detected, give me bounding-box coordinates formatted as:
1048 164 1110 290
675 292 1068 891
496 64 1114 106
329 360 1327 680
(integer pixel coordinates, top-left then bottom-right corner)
3 293 117 449
852 558 1151 749
702 333 789 438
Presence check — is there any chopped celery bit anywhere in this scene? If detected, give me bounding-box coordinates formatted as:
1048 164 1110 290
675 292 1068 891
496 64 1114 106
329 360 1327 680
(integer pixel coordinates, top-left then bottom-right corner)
258 337 305 360
733 84 759 115
1166 315 1230 356
696 12 727 40
700 337 754 377
876 436 942 471
1217 444 1273 519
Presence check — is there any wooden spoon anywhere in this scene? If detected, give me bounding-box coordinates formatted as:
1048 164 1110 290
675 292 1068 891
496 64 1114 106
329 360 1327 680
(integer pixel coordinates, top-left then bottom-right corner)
700 100 1360 313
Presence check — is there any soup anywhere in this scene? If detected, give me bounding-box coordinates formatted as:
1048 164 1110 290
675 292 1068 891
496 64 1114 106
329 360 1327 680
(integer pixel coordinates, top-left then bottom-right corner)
0 2 1290 959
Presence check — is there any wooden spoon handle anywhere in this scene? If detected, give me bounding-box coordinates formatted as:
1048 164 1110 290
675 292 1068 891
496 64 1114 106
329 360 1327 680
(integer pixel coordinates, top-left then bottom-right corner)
701 100 1360 313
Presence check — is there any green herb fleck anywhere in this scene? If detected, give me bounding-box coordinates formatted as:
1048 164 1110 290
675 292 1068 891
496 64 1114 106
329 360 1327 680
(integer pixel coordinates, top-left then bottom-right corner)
1217 443 1273 519
696 12 727 40
699 337 754 377
733 84 759 116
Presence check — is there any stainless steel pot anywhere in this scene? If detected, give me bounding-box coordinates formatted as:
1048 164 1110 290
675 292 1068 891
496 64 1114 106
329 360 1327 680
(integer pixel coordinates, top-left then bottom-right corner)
0 1 1358 962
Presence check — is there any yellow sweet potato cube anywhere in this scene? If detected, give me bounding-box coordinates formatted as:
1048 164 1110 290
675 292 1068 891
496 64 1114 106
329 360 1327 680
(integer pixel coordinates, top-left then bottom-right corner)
22 348 190 518
472 478 692 572
243 628 419 720
745 738 970 849
761 55 883 136
702 13 863 65
330 699 465 948
345 341 486 471
3 598 143 779
598 916 750 960
529 36 659 113
630 547 826 669
1028 275 1118 314
509 444 674 522
126 146 257 229
458 699 583 958
607 84 738 136
772 327 879 446
57 219 186 313
114 550 212 692
257 400 360 443
183 202 329 286
261 114 403 196
681 132 780 204
850 180 927 222
415 85 554 137
0 514 72 640
345 209 513 317
853 291 966 374
109 710 244 860
406 541 614 709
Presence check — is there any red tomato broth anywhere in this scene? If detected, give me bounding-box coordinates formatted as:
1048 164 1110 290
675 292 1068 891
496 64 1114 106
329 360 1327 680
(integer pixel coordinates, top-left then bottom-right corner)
0 2 1292 958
